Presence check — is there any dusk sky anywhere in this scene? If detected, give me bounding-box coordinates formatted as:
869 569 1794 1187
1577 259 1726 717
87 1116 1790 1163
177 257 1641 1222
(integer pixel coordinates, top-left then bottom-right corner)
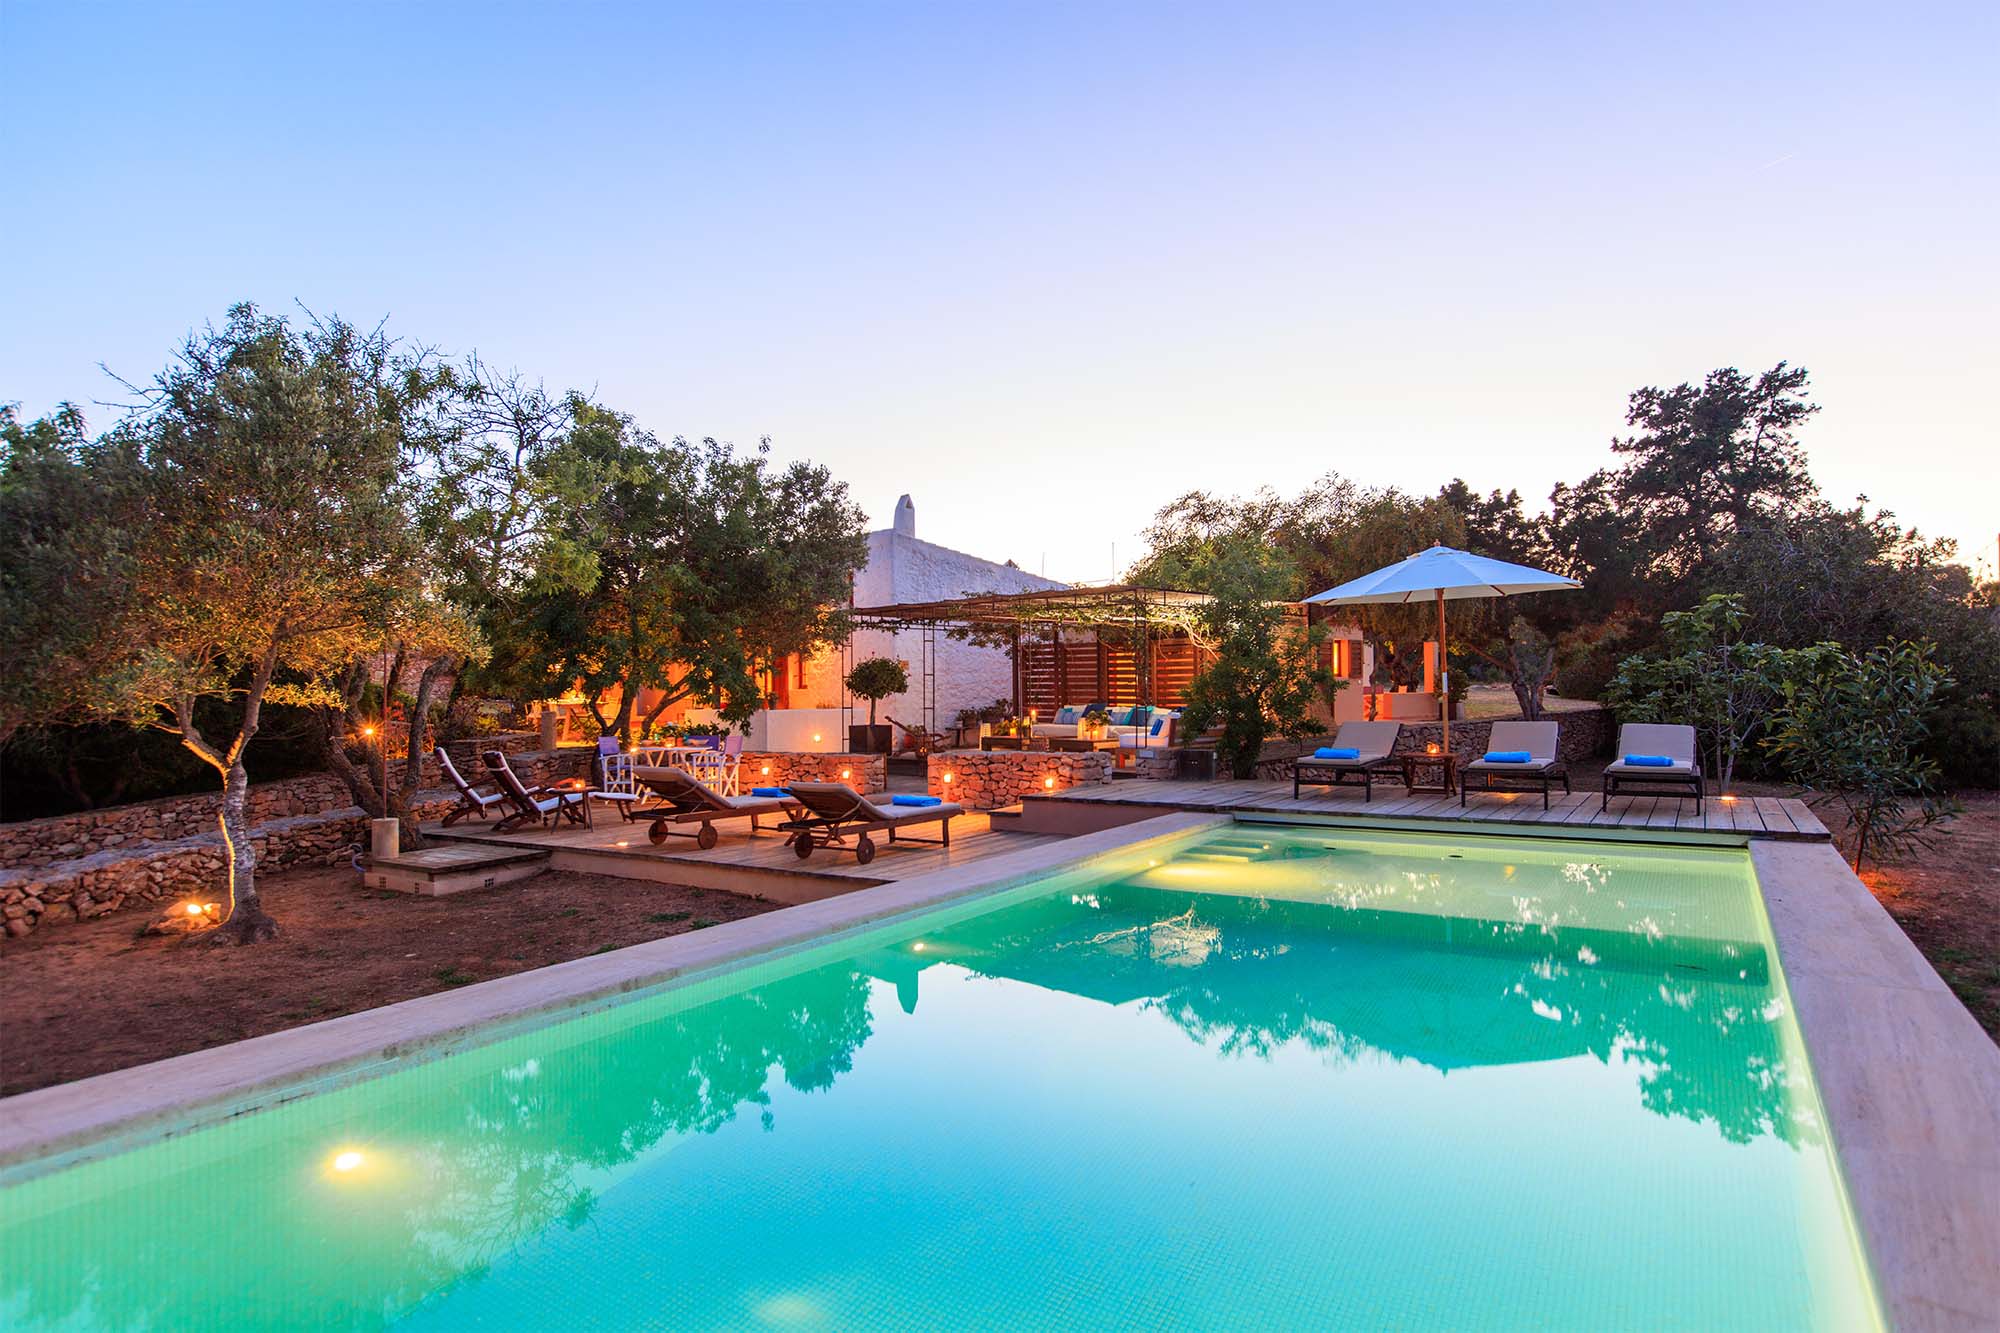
6 1 1995 581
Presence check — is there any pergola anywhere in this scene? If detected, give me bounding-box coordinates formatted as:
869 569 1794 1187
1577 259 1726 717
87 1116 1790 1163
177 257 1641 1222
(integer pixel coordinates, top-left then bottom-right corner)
840 585 1217 737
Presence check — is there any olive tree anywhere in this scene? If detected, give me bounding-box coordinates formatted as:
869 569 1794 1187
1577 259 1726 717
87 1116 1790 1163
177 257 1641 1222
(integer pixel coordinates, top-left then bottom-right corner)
64 305 454 941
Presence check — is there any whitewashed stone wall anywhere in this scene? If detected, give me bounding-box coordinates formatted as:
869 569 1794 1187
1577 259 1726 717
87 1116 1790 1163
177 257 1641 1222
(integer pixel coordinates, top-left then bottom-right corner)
840 496 1063 729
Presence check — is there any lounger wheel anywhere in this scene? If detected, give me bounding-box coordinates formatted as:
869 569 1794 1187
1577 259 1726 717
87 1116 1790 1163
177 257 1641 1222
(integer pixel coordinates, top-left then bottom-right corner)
792 832 814 859
854 834 876 866
695 822 718 850
648 818 670 846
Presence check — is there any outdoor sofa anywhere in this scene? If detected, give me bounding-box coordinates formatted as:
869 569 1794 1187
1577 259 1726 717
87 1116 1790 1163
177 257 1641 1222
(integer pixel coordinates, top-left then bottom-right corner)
1461 720 1570 809
1292 721 1402 801
777 782 963 865
1030 704 1179 748
1601 723 1704 814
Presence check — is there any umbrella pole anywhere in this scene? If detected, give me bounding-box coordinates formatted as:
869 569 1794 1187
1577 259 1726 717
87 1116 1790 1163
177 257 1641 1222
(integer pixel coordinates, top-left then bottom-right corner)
1436 587 1449 754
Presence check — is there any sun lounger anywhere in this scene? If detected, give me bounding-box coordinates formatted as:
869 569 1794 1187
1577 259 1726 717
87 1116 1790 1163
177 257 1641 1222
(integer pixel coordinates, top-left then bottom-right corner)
1292 722 1402 801
632 765 802 849
1601 723 1704 813
776 782 963 865
482 750 592 833
1461 721 1570 809
437 746 507 826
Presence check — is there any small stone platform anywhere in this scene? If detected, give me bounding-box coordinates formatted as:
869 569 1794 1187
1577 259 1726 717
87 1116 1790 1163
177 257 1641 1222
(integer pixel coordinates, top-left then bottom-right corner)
364 843 551 897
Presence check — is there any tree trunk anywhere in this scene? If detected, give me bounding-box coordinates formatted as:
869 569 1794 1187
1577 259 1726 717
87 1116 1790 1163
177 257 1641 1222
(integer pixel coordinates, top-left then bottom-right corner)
212 759 278 943
394 655 453 852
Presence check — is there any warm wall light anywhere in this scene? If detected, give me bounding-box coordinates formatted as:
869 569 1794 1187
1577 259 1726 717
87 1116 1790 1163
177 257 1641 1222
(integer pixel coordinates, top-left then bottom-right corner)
761 764 772 776
841 768 851 780
942 772 953 783
1426 742 1441 756
1044 775 1056 789
184 903 203 917
811 733 822 743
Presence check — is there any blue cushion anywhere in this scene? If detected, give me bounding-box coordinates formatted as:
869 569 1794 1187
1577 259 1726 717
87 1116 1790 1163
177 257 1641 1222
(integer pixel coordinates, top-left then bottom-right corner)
1150 716 1168 736
1482 751 1533 764
890 793 942 807
1313 747 1361 760
1055 707 1078 725
752 786 790 797
1623 754 1673 767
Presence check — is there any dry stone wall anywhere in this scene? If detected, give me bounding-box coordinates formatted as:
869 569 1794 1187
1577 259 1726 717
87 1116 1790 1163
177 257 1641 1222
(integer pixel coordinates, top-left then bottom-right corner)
924 749 1113 809
0 741 587 938
736 752 887 794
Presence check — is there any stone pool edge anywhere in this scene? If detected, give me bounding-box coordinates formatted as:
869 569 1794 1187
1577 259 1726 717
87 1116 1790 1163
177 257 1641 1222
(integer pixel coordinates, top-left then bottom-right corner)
1753 840 2000 1333
0 811 1229 1180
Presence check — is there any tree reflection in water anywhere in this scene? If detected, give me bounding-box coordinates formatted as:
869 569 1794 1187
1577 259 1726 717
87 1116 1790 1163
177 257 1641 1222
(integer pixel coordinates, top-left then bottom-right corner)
0 963 877 1331
934 877 1817 1150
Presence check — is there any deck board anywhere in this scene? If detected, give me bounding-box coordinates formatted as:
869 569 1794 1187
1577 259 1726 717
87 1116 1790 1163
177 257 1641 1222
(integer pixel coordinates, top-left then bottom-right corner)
422 806 1060 899
1031 778 1829 841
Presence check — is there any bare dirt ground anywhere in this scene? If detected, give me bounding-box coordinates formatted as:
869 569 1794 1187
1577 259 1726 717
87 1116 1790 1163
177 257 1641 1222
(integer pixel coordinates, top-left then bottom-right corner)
1849 788 2000 1040
0 864 775 1096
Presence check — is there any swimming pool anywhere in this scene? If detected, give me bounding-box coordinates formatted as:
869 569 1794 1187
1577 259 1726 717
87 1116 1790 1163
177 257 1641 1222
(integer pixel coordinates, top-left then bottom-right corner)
0 822 1880 1329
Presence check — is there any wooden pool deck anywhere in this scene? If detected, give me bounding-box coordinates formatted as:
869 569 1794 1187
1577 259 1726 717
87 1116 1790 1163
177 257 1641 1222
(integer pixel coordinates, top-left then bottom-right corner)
421 810 1061 904
1025 778 1832 840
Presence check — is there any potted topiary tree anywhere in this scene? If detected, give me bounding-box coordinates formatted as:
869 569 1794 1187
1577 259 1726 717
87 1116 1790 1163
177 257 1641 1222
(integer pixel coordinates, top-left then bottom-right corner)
844 657 908 754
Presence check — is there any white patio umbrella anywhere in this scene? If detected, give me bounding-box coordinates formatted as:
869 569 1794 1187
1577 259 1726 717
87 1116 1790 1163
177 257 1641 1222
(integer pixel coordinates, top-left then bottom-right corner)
1303 545 1581 753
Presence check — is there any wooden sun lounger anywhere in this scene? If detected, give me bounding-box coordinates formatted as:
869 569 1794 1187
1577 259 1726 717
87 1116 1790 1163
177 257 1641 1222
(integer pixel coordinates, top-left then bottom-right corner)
1601 723 1705 814
1461 720 1570 809
1292 722 1402 802
776 782 963 865
482 750 592 833
632 766 802 849
436 746 506 826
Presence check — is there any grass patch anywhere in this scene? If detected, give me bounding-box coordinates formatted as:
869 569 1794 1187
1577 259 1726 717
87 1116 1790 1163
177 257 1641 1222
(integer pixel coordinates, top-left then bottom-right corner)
691 918 720 930
589 944 618 956
646 911 692 924
432 966 478 987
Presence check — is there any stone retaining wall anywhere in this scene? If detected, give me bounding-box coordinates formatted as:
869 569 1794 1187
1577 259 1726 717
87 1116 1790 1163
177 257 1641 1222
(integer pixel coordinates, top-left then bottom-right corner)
736 752 886 794
0 732 550 872
925 749 1113 809
0 743 590 938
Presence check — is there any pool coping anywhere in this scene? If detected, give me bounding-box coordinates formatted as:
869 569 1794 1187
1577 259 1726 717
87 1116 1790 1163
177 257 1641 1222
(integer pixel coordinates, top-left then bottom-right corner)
0 811 1228 1180
1751 840 2000 1331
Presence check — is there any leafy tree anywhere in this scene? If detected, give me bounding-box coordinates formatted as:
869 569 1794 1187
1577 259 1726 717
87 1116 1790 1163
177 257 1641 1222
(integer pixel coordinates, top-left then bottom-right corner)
1177 540 1337 777
843 657 908 732
490 416 867 738
33 305 456 940
0 404 147 746
1766 640 1958 870
1609 362 1819 589
1603 594 1807 791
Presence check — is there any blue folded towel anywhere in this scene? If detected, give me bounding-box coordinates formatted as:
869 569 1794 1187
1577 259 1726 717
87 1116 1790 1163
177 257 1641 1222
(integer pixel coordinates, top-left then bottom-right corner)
1313 747 1361 760
890 793 942 807
1482 751 1533 764
1623 754 1673 767
751 786 790 797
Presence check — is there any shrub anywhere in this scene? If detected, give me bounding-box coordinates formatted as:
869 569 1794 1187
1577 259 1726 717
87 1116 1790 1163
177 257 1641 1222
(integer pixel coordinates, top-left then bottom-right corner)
1766 640 1958 870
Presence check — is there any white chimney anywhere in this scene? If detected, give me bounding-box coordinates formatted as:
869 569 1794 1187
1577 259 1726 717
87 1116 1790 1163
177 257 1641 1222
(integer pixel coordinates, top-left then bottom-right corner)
893 494 915 538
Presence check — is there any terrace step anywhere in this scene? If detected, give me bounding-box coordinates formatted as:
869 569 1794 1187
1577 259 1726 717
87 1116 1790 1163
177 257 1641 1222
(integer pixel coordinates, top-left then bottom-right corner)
986 804 1029 829
364 843 550 897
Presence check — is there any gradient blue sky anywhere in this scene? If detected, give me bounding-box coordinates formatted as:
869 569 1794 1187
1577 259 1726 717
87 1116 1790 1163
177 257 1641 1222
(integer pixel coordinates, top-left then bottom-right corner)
6 2 1995 581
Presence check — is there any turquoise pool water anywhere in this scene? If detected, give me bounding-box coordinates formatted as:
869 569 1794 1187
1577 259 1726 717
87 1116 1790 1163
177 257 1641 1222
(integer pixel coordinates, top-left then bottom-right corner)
1 824 1880 1330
